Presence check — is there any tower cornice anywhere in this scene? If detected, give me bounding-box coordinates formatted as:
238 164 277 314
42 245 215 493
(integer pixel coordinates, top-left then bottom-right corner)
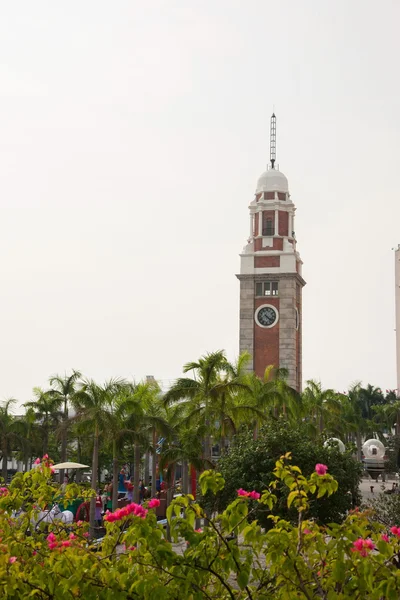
236 272 306 287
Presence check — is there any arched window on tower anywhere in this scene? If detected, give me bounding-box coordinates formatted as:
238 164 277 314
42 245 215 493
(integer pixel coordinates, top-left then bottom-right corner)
262 217 274 236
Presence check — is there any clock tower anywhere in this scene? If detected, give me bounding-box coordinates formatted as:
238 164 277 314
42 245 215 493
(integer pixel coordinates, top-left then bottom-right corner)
236 114 305 391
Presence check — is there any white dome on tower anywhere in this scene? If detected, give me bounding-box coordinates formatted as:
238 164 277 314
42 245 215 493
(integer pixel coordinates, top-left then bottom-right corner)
256 168 289 194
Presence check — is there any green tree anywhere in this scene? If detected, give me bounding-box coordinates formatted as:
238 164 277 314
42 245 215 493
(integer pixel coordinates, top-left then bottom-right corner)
118 382 171 503
0 399 22 482
48 370 81 483
165 350 248 464
244 365 299 438
25 388 63 457
73 378 123 533
301 379 342 437
202 419 362 529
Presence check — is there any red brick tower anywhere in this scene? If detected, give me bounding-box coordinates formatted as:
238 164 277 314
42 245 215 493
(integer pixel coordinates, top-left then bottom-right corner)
236 114 305 391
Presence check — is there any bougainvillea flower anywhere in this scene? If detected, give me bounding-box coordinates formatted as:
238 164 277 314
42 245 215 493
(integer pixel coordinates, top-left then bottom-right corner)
381 534 390 542
34 458 41 465
237 489 249 497
303 529 311 535
315 464 328 476
391 526 400 537
248 491 260 500
9 557 17 564
148 498 160 509
42 454 49 460
351 538 374 557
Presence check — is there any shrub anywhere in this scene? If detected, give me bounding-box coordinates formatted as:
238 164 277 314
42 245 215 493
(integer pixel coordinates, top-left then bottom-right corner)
364 491 400 527
200 420 362 528
3 454 400 598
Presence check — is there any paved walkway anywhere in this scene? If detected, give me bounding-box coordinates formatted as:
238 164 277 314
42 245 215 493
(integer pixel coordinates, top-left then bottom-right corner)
359 475 399 501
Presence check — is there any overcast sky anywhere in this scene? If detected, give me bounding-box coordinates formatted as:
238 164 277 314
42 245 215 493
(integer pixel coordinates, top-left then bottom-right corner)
0 1 399 405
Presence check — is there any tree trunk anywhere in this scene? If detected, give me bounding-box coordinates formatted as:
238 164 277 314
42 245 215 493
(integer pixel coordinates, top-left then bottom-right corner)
356 431 362 461
151 429 157 497
396 412 400 437
204 434 210 466
89 425 99 537
133 442 141 503
166 464 176 507
181 459 188 494
76 437 82 483
59 399 68 485
144 451 150 486
253 421 259 440
1 441 8 483
112 440 119 511
43 421 49 456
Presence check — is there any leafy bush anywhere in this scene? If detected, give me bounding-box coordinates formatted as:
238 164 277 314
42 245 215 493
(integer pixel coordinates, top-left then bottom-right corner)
364 491 400 527
3 454 400 598
0 455 400 600
201 420 362 528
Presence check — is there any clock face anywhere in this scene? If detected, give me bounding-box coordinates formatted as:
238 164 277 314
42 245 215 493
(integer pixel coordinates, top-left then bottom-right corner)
256 306 277 328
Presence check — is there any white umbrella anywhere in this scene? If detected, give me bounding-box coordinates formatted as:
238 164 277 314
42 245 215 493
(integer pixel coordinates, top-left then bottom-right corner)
52 462 89 470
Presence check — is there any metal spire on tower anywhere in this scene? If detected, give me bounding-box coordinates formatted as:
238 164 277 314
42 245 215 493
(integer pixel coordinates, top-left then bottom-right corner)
270 113 276 169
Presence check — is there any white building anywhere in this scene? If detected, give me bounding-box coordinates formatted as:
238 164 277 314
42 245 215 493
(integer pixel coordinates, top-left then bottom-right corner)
396 245 400 394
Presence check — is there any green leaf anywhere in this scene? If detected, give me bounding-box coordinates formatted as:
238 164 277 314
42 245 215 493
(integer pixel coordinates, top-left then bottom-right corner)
237 569 249 590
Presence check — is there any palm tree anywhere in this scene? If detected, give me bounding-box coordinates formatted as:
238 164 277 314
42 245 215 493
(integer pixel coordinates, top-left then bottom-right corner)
118 382 171 504
25 388 63 456
14 407 40 471
301 380 342 437
164 350 232 464
49 370 81 483
159 423 206 495
73 378 123 533
0 399 22 482
243 365 299 438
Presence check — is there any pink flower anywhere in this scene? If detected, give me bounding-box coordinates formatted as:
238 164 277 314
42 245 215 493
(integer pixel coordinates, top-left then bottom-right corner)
34 458 41 465
32 551 37 556
248 491 260 500
381 534 390 542
42 454 49 460
61 541 71 548
315 464 328 476
148 498 160 509
69 533 76 540
46 532 56 544
391 526 400 537
76 521 83 526
83 532 89 538
48 542 58 550
195 528 203 533
50 467 55 474
0 487 8 496
128 546 136 551
237 489 249 497
303 529 311 535
351 538 374 557
9 557 17 564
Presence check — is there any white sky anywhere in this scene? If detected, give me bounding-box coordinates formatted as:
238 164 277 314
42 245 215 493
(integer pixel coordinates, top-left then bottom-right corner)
0 0 399 405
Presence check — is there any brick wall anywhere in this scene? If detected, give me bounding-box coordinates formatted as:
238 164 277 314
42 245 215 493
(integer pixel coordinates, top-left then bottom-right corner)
279 211 289 236
254 256 280 268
